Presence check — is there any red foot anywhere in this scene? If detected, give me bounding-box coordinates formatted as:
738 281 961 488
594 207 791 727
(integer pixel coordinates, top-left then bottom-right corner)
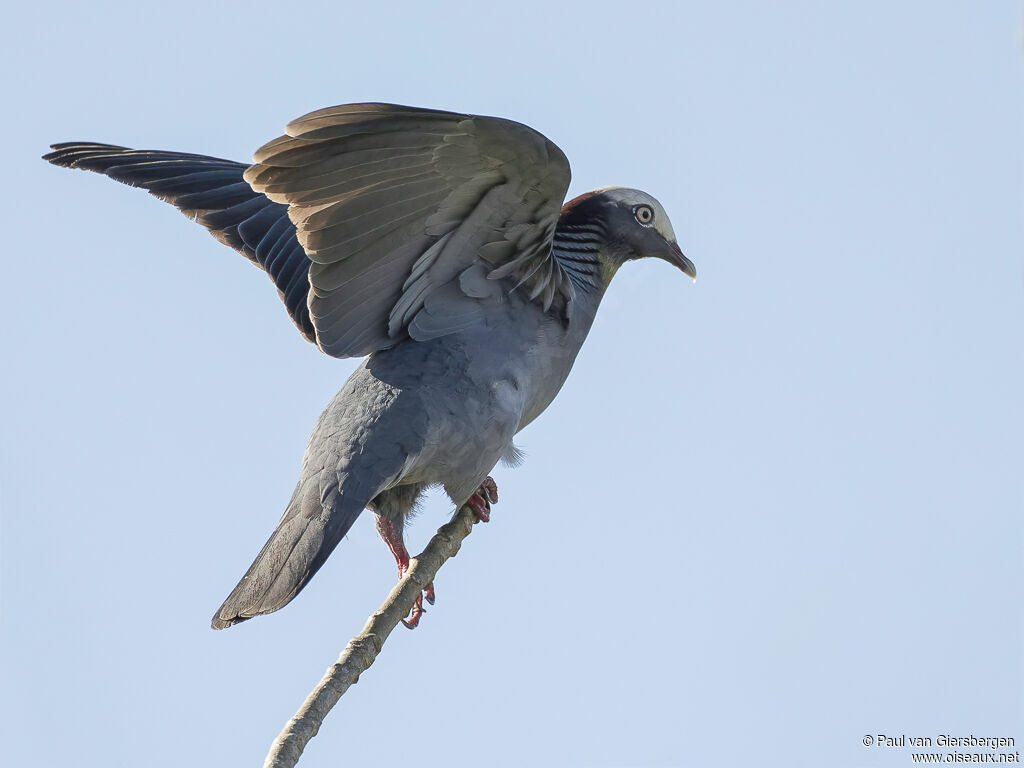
466 477 498 523
379 477 500 629
376 514 435 629
402 593 425 629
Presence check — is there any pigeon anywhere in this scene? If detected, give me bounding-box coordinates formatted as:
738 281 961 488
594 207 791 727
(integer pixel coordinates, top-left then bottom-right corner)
44 103 696 629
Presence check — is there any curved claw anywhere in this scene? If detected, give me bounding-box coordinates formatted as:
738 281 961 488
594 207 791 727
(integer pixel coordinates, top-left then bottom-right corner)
402 592 425 629
466 494 491 522
479 477 498 505
466 476 498 522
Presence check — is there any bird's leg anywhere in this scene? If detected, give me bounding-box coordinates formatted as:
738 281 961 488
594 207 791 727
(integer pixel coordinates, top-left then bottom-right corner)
374 514 410 576
371 477 496 630
374 513 433 629
465 477 498 523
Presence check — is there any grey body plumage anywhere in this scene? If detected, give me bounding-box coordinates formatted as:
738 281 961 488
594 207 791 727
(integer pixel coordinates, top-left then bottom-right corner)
44 103 695 629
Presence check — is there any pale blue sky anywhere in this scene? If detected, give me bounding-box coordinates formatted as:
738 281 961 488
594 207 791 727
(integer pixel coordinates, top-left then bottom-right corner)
2 2 1022 767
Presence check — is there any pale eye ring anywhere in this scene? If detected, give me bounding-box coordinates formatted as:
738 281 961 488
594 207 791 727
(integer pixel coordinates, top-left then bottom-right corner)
634 204 655 225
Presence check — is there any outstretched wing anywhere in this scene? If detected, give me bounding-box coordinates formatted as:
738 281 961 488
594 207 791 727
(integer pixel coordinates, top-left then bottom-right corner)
43 143 316 342
245 102 573 358
45 103 573 358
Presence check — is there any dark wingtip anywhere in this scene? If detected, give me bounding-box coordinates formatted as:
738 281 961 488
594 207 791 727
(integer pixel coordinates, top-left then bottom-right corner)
42 145 72 166
211 611 250 631
42 142 131 168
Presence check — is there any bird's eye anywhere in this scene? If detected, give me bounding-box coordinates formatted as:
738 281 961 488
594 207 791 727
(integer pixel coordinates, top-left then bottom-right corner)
634 205 654 225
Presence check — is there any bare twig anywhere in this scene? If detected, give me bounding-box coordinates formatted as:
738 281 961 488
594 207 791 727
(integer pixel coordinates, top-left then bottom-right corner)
263 503 482 768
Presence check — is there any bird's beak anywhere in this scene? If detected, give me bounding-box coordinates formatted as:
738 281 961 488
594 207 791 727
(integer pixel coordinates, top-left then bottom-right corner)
666 241 697 281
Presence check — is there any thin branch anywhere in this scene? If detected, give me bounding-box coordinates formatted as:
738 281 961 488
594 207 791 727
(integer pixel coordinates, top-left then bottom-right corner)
263 503 482 768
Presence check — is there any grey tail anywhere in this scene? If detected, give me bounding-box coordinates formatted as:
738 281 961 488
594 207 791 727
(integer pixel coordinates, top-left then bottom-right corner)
211 479 365 630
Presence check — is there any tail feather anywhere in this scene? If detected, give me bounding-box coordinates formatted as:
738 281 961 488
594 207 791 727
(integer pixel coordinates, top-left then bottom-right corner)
212 477 364 629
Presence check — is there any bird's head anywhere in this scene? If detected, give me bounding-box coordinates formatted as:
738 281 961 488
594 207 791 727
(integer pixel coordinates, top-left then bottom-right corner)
558 187 696 286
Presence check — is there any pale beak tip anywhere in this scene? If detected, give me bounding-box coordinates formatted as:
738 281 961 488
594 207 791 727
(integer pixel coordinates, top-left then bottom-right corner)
669 241 697 282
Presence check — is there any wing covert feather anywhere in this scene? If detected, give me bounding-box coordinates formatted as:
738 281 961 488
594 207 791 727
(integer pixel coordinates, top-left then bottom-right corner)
244 102 572 358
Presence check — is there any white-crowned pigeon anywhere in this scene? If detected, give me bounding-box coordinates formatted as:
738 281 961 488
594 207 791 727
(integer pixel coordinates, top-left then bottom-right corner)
44 103 696 629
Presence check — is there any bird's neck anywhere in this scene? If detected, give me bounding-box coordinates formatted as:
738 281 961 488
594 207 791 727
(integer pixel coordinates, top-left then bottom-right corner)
551 231 613 341
551 222 612 293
